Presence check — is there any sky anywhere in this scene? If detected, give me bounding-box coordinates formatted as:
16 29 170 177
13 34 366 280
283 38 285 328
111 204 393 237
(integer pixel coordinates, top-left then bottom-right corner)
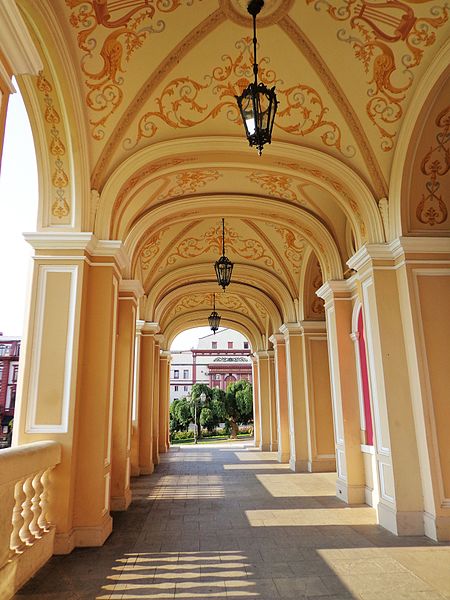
0 81 38 336
0 85 222 349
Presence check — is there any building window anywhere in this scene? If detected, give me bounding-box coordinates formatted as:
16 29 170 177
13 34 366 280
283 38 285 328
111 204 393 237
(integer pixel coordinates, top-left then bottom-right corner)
174 385 179 391
12 365 19 382
244 341 249 349
215 374 220 380
174 370 179 379
228 341 233 349
212 341 217 349
0 345 7 356
183 369 189 379
184 386 188 392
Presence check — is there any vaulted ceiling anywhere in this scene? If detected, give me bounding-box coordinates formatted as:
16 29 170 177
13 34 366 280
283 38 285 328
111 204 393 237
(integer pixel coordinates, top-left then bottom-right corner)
17 0 450 347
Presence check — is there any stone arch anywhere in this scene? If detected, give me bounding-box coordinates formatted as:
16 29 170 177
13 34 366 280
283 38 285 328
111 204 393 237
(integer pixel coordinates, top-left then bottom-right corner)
96 137 385 247
15 0 91 231
389 40 450 239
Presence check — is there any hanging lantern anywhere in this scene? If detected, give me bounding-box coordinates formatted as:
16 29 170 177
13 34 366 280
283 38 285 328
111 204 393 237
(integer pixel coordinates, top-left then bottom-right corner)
214 218 234 291
235 0 278 156
208 293 221 334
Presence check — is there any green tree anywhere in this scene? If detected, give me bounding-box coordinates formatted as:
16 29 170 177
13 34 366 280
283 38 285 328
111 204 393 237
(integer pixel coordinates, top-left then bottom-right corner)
225 380 253 438
173 397 192 430
199 407 215 433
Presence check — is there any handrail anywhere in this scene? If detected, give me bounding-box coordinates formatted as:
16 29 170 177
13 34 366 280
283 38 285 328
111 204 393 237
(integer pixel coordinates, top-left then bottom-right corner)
0 441 62 599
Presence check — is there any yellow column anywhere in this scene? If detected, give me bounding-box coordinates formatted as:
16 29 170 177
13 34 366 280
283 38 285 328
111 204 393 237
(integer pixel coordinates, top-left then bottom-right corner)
268 351 278 452
15 234 127 552
151 335 162 466
347 244 425 535
301 321 336 472
251 356 260 447
159 351 170 453
269 334 290 463
280 324 309 472
391 238 450 540
254 351 271 451
316 281 365 503
110 281 143 511
130 320 144 476
138 323 159 475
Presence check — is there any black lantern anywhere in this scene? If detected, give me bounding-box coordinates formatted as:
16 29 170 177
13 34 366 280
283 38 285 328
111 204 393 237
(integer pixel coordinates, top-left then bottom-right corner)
236 0 278 156
208 293 221 334
214 218 233 291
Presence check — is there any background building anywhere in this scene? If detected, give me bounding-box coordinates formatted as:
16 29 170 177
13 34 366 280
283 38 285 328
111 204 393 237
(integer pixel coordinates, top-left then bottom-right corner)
0 335 20 447
170 329 252 402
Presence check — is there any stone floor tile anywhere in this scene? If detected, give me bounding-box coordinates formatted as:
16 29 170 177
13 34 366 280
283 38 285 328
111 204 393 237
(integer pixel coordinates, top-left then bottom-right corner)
12 442 450 600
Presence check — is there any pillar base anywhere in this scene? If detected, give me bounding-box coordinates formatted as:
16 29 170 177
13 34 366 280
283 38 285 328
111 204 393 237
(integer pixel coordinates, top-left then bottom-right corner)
260 443 271 451
289 458 308 472
54 514 112 554
139 464 154 475
270 442 278 452
424 512 450 541
130 465 140 477
111 487 132 511
278 451 290 464
308 458 336 473
378 501 424 536
336 478 365 504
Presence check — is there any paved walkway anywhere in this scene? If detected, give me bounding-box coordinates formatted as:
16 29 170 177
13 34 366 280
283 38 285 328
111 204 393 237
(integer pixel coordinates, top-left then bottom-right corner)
16 442 450 599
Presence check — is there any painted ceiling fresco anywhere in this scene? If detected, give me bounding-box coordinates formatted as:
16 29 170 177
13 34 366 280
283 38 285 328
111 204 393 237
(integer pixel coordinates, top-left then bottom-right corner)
18 0 449 343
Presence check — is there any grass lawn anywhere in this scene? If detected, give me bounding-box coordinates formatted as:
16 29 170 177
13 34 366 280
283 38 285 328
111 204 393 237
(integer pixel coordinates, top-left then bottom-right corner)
171 434 254 445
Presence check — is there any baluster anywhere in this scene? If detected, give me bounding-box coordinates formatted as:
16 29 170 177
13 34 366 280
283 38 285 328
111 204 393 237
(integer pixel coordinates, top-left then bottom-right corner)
10 479 26 553
19 476 35 546
29 470 45 538
38 468 51 532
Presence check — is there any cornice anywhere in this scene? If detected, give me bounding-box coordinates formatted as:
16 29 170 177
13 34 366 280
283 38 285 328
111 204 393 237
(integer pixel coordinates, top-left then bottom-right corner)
391 237 450 258
24 232 95 250
253 350 270 360
300 320 327 334
0 0 42 75
268 333 285 346
119 279 144 298
279 323 303 337
346 243 394 272
316 280 352 302
141 322 160 335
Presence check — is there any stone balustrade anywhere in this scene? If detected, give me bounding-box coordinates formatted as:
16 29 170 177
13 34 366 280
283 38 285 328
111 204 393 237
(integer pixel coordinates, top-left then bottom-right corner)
0 441 61 599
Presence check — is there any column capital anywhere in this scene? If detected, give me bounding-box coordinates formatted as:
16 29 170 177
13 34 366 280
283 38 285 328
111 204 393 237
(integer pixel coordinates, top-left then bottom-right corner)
119 279 144 299
141 322 160 335
316 280 353 303
348 238 450 273
160 350 171 361
279 323 303 338
24 233 131 273
154 334 165 347
300 320 327 334
253 350 270 361
135 319 145 333
269 333 285 347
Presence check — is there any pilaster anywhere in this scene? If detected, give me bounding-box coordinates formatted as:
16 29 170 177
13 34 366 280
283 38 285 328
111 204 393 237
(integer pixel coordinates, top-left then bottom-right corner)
152 335 163 466
251 356 260 447
347 243 426 535
301 321 335 473
159 351 171 454
279 323 308 472
15 233 129 552
130 320 144 476
269 334 290 463
267 351 278 452
316 281 365 503
110 280 143 511
138 323 159 475
254 351 271 452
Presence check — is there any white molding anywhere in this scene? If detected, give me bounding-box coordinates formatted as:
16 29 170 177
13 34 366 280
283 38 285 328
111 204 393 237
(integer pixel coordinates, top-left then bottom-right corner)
268 333 285 346
0 60 15 91
0 0 42 75
411 268 450 508
361 444 375 454
142 322 160 335
316 280 352 303
279 322 303 337
300 320 326 334
393 237 450 257
24 232 95 251
26 265 78 434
